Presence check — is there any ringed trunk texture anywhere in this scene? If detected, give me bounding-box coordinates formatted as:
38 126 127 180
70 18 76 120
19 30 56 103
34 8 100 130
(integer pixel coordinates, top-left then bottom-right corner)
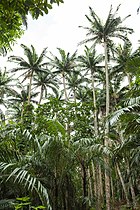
92 162 97 200
116 162 130 207
73 88 77 103
126 72 132 88
38 85 44 104
91 70 103 209
87 168 93 202
91 70 98 136
104 40 111 210
28 70 33 105
104 41 110 136
99 164 103 202
96 164 102 210
62 71 71 135
126 159 137 208
62 71 68 101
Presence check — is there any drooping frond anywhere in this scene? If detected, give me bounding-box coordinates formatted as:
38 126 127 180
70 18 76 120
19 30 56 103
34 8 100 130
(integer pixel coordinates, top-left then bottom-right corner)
0 161 52 209
35 47 48 66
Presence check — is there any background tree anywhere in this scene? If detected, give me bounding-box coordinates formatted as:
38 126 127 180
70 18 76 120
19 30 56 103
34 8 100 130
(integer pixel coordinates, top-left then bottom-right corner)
8 44 48 104
78 45 103 136
48 48 77 101
0 68 17 106
66 69 89 103
33 70 59 104
0 0 64 51
79 5 134 210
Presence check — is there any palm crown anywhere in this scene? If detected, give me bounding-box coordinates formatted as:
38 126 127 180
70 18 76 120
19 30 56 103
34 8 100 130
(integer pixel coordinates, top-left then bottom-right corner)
8 44 48 104
48 48 77 100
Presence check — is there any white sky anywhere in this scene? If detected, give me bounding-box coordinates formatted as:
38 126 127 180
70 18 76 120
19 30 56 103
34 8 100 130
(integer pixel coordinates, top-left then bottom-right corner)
0 0 140 68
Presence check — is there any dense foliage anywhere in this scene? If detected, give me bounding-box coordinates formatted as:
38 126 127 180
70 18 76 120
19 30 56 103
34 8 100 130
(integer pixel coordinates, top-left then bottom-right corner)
0 3 140 210
0 0 63 51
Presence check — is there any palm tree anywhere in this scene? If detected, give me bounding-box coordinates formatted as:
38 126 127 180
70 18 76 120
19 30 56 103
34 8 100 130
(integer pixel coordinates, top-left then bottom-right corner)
75 86 93 102
0 68 17 107
8 85 39 119
5 103 22 122
79 4 133 134
33 70 59 104
78 46 103 136
8 44 48 104
79 5 133 210
48 48 77 101
9 85 38 104
78 48 105 209
66 69 89 103
112 41 140 88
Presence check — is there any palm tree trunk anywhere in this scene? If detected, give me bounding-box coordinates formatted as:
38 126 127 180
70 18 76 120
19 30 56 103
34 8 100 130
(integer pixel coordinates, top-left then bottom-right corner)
91 70 103 209
104 41 110 137
88 167 93 202
91 70 98 135
126 72 132 88
28 70 33 105
99 164 104 205
104 40 111 210
62 71 71 135
39 86 44 104
20 102 24 120
91 162 97 201
126 159 136 208
116 162 130 207
91 163 103 210
99 164 103 203
111 176 115 206
96 164 102 210
81 160 87 210
54 178 58 210
73 87 77 103
62 71 68 101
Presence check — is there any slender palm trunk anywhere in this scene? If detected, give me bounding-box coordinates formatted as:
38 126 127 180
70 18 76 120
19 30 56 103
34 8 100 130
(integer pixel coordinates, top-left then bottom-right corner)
73 87 77 103
62 71 68 101
91 69 103 209
104 41 110 136
91 70 98 135
62 71 71 135
54 178 58 210
99 165 103 202
96 164 102 210
116 162 130 207
126 159 136 208
111 176 115 205
28 70 33 105
120 130 136 207
20 102 24 117
92 162 97 200
39 85 44 104
88 167 93 202
104 40 111 210
126 72 132 88
81 160 88 210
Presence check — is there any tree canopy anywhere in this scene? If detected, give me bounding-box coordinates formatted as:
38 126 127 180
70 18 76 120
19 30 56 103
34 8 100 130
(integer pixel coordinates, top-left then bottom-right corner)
0 0 64 50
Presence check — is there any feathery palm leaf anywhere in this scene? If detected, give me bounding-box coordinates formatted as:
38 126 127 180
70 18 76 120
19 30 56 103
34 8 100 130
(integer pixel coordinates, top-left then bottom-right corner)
8 44 48 104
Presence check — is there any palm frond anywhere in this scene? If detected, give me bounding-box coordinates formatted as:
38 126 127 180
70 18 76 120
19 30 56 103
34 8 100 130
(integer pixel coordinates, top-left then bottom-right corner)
36 47 48 66
0 161 51 209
